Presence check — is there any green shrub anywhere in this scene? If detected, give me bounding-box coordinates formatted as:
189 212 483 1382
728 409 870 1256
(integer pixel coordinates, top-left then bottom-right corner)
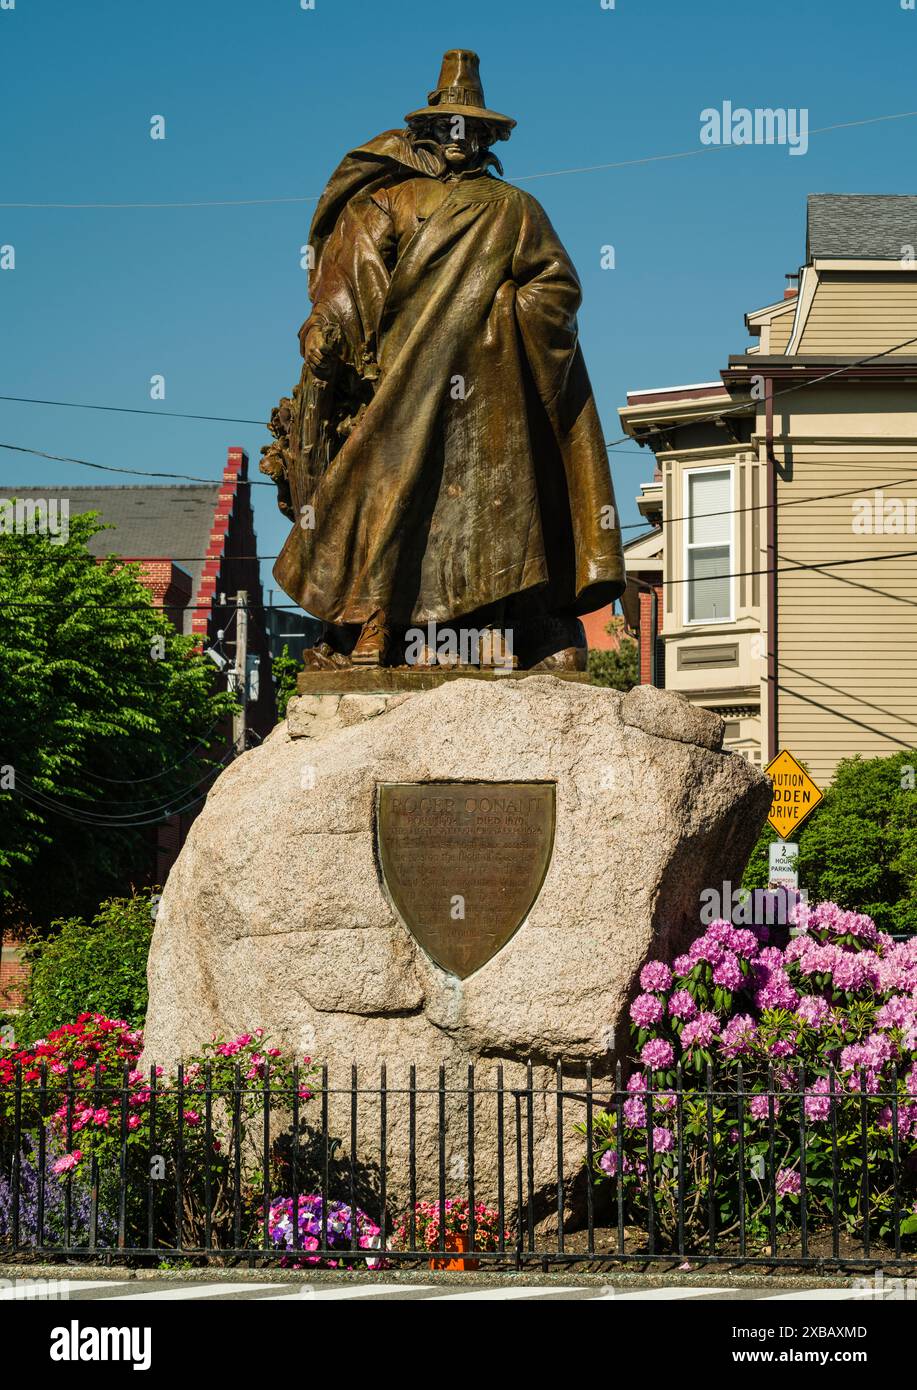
742 749 917 936
20 892 155 1042
272 643 300 720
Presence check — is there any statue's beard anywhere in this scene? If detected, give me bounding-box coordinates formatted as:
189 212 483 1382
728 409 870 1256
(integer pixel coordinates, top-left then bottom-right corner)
408 133 503 178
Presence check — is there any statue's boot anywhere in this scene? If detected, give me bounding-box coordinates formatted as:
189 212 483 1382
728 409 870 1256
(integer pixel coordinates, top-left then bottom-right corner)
301 642 353 671
523 615 588 672
352 610 390 665
478 626 518 670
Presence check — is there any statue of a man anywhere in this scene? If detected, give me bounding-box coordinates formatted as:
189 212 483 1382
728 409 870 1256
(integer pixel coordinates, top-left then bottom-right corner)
263 49 624 670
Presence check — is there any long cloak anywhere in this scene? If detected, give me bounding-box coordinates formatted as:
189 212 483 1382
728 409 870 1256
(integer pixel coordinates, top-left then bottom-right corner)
273 130 625 627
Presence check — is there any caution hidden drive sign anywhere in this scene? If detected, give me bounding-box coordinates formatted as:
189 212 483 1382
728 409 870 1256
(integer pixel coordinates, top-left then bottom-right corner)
763 750 823 839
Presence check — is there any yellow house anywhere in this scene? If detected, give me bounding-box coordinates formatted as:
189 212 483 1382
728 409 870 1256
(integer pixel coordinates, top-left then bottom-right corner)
618 194 917 784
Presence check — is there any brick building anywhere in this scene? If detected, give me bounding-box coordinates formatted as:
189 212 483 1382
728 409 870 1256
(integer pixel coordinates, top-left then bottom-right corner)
0 447 273 1009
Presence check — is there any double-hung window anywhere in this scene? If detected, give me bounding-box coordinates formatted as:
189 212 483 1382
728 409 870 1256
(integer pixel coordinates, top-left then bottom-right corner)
684 467 733 624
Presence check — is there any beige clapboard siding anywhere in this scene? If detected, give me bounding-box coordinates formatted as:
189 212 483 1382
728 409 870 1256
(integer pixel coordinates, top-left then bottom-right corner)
769 312 794 353
776 447 917 779
798 273 917 353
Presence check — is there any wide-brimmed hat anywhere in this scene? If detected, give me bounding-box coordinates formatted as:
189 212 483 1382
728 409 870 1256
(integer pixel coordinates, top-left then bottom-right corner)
405 49 516 131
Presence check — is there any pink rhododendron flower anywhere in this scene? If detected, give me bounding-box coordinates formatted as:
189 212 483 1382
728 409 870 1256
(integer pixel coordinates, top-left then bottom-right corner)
749 1094 780 1120
640 961 673 993
719 1014 756 1058
640 1039 674 1071
712 952 743 991
775 1168 801 1197
668 990 698 1021
803 1077 833 1122
680 1012 721 1049
630 993 665 1027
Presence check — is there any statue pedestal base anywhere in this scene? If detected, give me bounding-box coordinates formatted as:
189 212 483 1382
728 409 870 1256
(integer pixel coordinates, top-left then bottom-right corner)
296 666 590 695
144 677 770 1211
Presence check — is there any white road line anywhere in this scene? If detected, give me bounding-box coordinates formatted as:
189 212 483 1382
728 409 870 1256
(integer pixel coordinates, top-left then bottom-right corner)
595 1286 739 1300
259 1283 434 1300
0 1280 130 1300
422 1285 588 1301
763 1288 887 1301
105 1282 278 1301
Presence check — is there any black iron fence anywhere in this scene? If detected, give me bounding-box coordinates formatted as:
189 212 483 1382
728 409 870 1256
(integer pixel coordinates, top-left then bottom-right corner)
1 1060 915 1271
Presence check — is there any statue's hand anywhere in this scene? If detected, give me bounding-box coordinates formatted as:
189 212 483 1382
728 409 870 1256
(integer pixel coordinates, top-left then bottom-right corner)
304 325 337 380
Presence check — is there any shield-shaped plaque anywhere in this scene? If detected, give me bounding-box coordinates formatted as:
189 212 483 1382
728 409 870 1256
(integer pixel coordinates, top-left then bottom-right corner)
376 782 556 979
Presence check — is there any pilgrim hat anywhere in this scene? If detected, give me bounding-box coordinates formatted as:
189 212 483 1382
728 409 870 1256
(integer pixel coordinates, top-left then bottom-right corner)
405 49 516 131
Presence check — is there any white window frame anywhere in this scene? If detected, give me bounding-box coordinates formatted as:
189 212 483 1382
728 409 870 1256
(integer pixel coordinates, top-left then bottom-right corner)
683 464 735 627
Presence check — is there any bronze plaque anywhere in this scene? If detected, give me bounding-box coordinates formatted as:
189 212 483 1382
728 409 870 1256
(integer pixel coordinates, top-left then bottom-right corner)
376 782 556 979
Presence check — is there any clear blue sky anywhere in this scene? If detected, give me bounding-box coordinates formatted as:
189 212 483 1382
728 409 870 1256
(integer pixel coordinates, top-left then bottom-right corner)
2 0 917 598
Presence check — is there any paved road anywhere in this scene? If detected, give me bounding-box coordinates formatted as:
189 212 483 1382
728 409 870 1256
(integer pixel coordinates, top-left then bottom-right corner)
0 1277 907 1301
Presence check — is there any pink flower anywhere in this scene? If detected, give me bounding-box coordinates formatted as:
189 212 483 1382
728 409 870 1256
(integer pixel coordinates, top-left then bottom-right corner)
668 990 698 1021
640 1039 675 1071
640 961 673 993
749 1094 780 1120
719 1014 756 1058
795 996 832 1029
803 1077 833 1122
680 1012 721 1049
775 1167 801 1198
600 1149 626 1177
623 1097 647 1128
630 993 665 1027
712 952 743 991
651 1126 674 1153
51 1151 81 1175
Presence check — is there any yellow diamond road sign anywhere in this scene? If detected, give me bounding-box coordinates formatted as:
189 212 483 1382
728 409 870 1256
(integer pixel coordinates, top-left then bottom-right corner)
764 750 823 839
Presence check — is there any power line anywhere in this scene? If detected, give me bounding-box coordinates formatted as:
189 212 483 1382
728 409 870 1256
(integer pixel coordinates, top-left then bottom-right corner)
607 334 917 453
14 778 225 830
0 540 916 612
80 719 227 784
0 395 268 426
3 107 916 208
7 323 917 489
633 473 917 533
0 394 647 456
662 545 917 588
0 442 274 486
13 750 233 814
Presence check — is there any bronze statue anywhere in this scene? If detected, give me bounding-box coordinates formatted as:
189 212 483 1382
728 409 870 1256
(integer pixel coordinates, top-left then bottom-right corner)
262 49 625 671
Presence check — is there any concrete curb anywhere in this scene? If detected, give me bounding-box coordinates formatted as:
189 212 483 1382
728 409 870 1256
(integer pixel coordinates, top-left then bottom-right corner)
0 1262 887 1291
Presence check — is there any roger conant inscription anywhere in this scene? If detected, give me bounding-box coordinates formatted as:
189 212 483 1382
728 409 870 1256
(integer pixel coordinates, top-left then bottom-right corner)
376 782 556 979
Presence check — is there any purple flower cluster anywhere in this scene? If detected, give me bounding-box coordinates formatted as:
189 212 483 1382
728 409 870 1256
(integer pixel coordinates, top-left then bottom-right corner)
267 1195 381 1268
615 901 917 1130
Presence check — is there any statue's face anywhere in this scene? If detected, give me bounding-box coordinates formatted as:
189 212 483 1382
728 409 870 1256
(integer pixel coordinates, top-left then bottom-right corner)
428 116 492 167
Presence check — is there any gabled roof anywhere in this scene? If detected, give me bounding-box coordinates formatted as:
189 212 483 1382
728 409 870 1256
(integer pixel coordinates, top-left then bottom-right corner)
807 194 917 261
0 483 219 603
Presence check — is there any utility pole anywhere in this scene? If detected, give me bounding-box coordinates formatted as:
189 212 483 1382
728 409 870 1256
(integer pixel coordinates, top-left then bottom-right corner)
232 590 248 754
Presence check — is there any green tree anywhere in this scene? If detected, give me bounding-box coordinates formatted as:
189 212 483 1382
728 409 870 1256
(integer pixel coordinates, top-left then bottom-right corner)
588 616 639 692
0 510 236 929
19 892 155 1042
271 643 300 720
742 749 917 935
